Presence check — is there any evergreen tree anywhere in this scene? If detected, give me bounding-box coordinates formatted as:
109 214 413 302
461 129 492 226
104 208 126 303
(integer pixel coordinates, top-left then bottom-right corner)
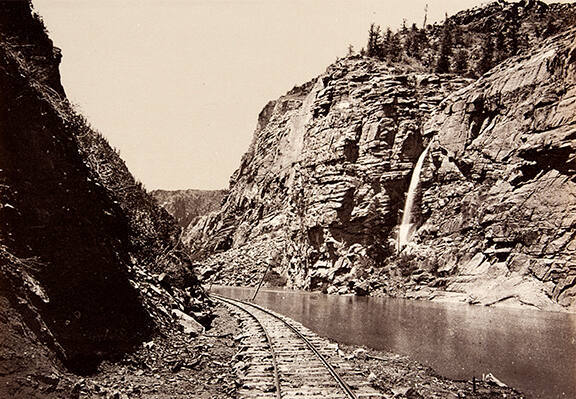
436 51 450 73
407 23 421 59
543 19 558 38
442 25 453 57
507 24 520 55
435 24 453 73
367 23 383 58
506 4 521 56
417 25 429 48
453 49 469 75
382 28 393 58
477 36 494 75
386 30 402 62
453 24 465 46
494 31 506 63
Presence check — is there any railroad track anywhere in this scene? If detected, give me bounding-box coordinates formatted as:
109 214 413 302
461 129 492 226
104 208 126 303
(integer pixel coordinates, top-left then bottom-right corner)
212 294 384 399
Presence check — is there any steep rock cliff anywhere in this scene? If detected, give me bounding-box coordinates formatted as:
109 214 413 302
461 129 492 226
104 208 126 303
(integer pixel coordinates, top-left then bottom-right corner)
0 1 209 390
416 27 576 311
185 60 471 285
189 23 576 312
152 189 227 229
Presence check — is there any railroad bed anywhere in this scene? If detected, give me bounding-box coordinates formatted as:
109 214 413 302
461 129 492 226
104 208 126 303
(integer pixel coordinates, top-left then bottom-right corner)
213 294 384 399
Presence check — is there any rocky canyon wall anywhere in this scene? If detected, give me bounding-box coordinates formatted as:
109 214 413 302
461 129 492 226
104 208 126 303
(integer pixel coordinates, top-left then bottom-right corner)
152 189 227 229
188 27 576 312
418 27 576 311
185 58 471 289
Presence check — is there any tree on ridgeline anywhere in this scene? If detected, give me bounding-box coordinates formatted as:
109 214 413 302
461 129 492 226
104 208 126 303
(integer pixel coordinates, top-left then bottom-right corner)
401 19 408 34
384 28 402 62
367 23 383 58
452 24 465 46
406 23 422 59
382 28 392 55
416 24 429 50
404 25 414 57
435 48 450 73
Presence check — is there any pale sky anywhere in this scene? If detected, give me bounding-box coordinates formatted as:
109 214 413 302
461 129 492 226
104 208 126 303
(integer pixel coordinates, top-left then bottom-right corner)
30 0 532 190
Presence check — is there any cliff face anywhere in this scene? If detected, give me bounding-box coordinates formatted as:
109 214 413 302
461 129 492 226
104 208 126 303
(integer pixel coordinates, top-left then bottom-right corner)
152 189 227 229
417 28 576 311
0 0 208 389
185 59 471 284
188 26 576 311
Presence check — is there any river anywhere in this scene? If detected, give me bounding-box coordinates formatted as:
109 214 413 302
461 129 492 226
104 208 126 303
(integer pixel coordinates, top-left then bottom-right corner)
212 285 576 399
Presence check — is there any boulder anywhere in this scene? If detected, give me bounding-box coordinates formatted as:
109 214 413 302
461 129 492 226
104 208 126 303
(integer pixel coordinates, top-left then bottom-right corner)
171 309 204 336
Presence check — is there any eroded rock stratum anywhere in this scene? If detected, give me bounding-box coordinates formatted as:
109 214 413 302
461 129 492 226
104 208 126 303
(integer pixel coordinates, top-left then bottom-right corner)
187 28 576 312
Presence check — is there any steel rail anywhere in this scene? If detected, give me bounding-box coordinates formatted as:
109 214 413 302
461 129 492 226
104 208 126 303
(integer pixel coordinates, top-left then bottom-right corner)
214 295 282 399
212 293 358 399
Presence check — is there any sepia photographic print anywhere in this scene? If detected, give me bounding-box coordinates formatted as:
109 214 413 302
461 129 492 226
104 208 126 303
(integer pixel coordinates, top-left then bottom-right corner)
1 0 575 398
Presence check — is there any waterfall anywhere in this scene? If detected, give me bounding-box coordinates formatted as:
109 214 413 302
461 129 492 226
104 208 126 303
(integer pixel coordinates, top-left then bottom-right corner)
397 142 432 252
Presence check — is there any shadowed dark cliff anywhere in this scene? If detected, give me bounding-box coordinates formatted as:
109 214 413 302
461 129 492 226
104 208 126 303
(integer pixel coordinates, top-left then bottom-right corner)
0 1 209 394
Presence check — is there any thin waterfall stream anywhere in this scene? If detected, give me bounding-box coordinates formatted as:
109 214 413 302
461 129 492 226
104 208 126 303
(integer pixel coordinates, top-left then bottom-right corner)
397 142 432 252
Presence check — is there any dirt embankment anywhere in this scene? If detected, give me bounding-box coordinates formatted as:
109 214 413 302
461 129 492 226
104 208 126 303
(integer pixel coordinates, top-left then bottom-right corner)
0 300 241 399
339 344 522 399
74 305 241 399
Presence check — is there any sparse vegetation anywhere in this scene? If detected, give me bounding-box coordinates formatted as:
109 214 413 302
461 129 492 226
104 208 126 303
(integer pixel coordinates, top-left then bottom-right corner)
397 252 418 277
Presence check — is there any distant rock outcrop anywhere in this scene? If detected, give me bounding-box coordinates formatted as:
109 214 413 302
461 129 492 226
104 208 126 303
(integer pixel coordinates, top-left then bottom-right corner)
0 1 209 395
152 189 227 229
188 5 576 312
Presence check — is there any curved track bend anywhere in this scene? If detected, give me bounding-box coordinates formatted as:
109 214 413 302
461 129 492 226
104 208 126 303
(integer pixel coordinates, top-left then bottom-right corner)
213 294 384 399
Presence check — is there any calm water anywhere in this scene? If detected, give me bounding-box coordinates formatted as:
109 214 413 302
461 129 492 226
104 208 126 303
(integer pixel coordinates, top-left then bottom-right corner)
212 286 576 399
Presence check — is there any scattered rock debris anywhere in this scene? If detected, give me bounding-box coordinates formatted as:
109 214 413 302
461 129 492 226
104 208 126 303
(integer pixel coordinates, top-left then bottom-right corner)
338 343 524 399
75 304 240 399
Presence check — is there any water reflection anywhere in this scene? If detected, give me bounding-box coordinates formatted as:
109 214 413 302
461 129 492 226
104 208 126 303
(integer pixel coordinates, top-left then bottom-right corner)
213 286 576 399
